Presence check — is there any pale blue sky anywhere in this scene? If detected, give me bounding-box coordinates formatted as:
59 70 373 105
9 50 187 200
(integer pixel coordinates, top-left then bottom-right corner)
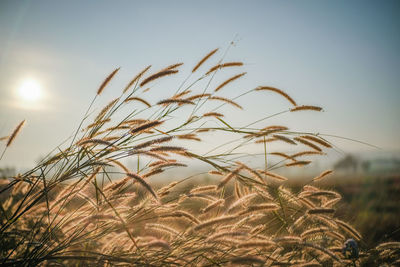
0 0 399 169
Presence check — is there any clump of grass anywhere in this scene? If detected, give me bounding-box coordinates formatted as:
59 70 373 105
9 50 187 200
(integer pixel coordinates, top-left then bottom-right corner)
0 46 395 266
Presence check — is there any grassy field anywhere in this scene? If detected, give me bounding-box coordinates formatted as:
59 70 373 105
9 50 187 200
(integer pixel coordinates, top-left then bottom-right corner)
1 48 399 266
289 174 400 249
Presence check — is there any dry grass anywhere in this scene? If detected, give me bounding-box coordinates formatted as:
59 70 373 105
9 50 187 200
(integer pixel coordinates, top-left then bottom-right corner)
0 48 396 266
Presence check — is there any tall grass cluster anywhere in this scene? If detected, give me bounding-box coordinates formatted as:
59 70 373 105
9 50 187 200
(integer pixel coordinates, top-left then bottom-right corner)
0 47 399 266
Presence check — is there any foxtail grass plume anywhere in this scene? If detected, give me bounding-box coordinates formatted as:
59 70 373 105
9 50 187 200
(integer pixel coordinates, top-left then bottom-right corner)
130 120 163 134
124 97 151 107
272 134 297 145
186 93 211 101
123 65 152 93
192 48 219 72
176 133 201 141
286 160 312 167
291 105 323 112
300 135 332 148
292 151 324 158
214 72 246 92
294 137 323 152
133 136 173 150
126 172 158 200
140 69 178 87
312 170 333 182
203 112 224 118
97 67 120 95
157 99 195 106
163 62 184 71
6 120 26 147
172 90 192 99
256 86 297 106
201 199 224 213
206 61 243 75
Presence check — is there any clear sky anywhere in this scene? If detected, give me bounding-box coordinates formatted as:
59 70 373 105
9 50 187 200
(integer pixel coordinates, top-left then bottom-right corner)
0 0 399 170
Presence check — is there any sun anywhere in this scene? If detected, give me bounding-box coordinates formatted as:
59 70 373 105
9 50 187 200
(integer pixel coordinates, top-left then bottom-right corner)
18 79 42 102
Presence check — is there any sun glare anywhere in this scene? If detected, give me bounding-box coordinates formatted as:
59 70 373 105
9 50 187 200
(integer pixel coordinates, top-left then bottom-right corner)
18 79 42 102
